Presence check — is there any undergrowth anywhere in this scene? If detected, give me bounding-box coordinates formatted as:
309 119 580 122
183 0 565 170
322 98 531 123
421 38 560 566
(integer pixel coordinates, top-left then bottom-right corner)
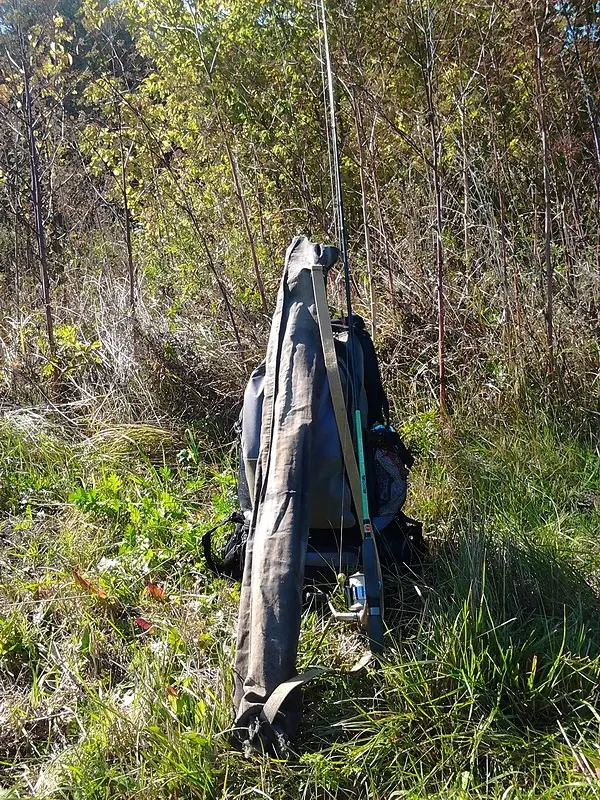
0 401 599 799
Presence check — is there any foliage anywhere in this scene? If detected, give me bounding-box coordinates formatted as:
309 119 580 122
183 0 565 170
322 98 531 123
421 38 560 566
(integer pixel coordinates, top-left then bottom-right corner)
1 0 599 411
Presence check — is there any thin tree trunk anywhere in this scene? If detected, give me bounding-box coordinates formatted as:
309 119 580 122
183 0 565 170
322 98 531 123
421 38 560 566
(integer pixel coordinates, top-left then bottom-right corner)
431 121 446 412
421 5 446 412
459 103 470 265
408 0 446 410
199 234 245 354
534 4 554 374
20 30 55 358
189 13 267 314
489 105 512 328
12 132 21 326
220 119 267 315
561 6 600 173
13 201 20 317
369 116 396 306
102 84 245 352
116 102 136 310
354 98 377 338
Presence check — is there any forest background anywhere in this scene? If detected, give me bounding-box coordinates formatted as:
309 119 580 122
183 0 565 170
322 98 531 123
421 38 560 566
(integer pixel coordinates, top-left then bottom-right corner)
0 0 599 798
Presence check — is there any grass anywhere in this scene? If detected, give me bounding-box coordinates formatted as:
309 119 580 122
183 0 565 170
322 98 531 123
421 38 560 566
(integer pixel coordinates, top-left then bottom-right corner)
0 402 599 799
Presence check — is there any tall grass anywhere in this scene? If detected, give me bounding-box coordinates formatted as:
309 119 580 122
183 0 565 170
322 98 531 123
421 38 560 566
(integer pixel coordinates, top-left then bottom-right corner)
0 402 599 799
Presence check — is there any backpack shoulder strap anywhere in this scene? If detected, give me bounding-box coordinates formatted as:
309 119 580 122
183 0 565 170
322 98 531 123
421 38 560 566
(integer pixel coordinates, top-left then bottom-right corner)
354 320 390 427
311 264 365 529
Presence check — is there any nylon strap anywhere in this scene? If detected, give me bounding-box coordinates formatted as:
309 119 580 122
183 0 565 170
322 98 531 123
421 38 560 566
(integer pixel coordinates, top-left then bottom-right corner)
262 653 373 726
263 667 327 725
311 264 365 534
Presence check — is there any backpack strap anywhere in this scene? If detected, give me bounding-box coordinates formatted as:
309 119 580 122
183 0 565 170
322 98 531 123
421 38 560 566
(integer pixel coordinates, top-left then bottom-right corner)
312 264 385 652
236 653 374 755
201 512 245 575
263 667 328 726
263 650 373 725
311 264 365 528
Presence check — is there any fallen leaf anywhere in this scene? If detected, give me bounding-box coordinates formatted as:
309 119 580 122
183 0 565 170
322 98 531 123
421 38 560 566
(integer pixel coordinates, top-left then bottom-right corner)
135 616 153 633
146 582 168 601
72 569 107 599
167 685 178 697
573 757 600 778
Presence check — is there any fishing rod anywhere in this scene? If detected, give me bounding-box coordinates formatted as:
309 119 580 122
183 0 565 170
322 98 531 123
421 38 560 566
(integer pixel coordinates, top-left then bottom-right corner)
318 0 384 653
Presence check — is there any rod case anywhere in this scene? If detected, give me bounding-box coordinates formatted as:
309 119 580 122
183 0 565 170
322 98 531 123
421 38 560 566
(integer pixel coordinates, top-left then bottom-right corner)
233 236 338 753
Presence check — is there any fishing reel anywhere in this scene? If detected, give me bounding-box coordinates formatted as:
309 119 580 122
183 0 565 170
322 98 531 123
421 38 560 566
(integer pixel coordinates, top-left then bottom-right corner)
306 572 368 625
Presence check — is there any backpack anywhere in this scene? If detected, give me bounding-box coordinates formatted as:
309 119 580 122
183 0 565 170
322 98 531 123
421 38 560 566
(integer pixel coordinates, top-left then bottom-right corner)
202 315 425 582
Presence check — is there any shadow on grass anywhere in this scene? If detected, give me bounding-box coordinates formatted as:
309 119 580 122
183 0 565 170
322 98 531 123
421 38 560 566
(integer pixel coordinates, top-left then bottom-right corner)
298 529 600 757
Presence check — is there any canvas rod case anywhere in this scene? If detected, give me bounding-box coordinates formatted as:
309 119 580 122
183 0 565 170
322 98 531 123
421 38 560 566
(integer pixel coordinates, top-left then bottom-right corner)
232 236 338 753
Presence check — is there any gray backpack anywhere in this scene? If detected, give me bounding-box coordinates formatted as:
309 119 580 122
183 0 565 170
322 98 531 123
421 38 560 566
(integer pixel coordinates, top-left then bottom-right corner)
203 316 423 580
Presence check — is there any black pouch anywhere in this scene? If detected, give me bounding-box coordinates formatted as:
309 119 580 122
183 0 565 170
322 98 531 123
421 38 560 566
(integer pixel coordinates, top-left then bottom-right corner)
202 511 248 580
